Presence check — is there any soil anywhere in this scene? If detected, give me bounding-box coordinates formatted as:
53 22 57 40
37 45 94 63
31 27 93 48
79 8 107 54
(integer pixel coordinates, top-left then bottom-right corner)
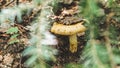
0 0 86 68
0 0 120 68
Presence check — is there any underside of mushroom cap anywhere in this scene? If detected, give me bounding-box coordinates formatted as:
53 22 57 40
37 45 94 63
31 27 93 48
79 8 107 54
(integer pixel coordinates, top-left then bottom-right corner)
51 22 86 35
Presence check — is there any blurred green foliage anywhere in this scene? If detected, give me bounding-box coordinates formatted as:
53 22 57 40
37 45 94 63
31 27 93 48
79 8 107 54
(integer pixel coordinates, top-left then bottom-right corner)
64 63 83 68
80 0 120 68
6 27 19 44
22 0 57 68
6 27 19 34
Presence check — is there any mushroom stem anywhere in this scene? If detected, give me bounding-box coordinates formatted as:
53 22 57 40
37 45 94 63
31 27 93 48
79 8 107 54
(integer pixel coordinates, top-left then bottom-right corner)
69 34 77 53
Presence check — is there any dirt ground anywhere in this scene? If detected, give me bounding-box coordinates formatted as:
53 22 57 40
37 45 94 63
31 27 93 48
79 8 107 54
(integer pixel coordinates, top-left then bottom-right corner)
0 0 120 68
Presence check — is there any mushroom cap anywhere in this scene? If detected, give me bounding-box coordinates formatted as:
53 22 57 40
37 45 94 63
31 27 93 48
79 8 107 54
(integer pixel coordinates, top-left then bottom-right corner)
51 22 86 35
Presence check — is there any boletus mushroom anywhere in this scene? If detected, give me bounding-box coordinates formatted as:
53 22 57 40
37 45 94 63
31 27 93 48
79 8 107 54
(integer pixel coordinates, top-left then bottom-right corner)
51 22 86 53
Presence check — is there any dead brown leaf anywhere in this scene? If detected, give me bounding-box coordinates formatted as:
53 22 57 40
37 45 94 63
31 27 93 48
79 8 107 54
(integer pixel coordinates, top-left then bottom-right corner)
3 53 13 65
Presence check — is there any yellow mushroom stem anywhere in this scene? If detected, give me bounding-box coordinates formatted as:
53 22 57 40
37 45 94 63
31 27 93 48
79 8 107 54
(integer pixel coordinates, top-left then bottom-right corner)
69 34 77 53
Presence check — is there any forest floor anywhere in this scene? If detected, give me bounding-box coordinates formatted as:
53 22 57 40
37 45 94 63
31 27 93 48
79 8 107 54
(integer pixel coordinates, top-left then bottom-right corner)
0 0 86 68
0 0 120 68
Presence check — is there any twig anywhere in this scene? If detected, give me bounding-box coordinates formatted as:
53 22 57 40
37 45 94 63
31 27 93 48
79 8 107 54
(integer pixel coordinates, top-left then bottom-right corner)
5 0 15 7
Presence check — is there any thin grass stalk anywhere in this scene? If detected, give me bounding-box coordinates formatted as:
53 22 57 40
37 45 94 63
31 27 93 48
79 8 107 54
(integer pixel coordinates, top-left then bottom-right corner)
90 26 105 68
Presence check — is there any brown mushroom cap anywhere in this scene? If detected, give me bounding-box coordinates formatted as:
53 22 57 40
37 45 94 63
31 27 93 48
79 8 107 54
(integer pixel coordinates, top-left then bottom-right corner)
51 22 86 35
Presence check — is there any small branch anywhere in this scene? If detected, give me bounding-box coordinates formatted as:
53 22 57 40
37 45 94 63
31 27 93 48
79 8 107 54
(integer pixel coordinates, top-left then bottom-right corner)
104 31 115 68
5 0 15 7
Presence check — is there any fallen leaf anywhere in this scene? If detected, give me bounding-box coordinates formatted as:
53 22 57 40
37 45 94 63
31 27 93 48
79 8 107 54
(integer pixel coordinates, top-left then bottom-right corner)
3 54 13 65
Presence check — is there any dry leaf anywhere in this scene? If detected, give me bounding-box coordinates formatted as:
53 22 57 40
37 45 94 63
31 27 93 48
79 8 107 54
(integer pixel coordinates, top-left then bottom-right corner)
3 54 13 65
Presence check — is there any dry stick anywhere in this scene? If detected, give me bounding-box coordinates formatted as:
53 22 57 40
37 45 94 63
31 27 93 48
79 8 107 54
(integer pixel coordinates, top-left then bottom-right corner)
5 0 15 7
0 0 15 8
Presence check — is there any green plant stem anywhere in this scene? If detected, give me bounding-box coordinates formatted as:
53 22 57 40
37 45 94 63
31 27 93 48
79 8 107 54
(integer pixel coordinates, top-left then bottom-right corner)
104 31 115 68
90 39 105 68
90 27 105 68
